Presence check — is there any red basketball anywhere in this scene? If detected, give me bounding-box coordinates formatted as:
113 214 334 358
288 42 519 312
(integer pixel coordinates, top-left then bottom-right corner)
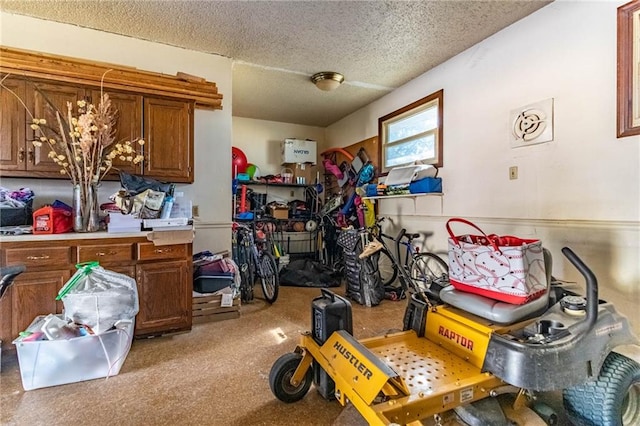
232 147 248 178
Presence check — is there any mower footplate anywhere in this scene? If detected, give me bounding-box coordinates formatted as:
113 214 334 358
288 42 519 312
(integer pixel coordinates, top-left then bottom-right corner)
303 330 503 425
363 331 503 424
364 331 496 398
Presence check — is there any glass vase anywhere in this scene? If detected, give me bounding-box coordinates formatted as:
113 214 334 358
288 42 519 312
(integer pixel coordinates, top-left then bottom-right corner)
72 183 100 233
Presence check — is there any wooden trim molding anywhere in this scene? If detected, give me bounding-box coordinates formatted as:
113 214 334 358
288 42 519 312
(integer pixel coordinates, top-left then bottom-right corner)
0 47 223 110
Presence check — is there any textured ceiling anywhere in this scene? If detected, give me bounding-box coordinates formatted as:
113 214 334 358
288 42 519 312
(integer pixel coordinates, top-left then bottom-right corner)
1 0 551 127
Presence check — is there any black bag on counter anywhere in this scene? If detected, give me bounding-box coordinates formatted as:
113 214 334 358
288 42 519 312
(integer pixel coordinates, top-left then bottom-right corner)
119 171 174 196
0 199 33 227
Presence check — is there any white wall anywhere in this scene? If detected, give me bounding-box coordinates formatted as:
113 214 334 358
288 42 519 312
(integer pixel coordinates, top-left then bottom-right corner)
326 1 640 332
0 12 233 254
232 117 324 204
233 117 324 176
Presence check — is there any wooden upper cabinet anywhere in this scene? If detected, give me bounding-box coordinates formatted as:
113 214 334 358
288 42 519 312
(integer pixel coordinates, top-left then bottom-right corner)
144 97 194 183
0 76 27 171
93 90 144 177
30 81 86 173
0 77 194 182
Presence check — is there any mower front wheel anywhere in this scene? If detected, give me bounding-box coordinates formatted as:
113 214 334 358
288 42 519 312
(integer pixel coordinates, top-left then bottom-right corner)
563 351 640 426
269 353 312 403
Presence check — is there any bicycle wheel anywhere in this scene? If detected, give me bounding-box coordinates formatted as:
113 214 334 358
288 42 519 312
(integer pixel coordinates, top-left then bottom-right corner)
378 249 397 287
259 252 279 303
240 243 255 303
238 263 252 303
410 252 448 292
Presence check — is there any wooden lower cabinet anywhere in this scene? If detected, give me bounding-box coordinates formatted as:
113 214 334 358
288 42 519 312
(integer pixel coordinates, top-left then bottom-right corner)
136 260 190 335
9 270 69 343
0 234 192 351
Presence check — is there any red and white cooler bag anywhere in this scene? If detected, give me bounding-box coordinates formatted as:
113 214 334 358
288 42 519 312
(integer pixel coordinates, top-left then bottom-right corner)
446 218 547 305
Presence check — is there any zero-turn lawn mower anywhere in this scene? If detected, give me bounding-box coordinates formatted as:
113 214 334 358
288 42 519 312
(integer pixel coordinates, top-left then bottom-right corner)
269 247 640 425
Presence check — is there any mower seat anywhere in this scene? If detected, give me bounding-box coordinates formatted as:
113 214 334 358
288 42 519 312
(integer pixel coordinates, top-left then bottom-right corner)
439 248 552 325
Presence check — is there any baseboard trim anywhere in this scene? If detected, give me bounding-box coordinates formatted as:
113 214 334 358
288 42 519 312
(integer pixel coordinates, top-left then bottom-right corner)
192 221 233 230
390 215 639 231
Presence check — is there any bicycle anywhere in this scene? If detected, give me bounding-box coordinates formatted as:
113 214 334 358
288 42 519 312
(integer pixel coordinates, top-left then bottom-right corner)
364 217 448 293
316 212 344 275
232 221 279 303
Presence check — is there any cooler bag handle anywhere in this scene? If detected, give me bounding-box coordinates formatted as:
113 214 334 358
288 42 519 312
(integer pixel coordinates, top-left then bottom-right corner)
445 217 501 253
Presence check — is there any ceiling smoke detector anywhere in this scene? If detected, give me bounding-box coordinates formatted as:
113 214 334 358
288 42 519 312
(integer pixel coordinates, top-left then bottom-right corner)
311 72 344 91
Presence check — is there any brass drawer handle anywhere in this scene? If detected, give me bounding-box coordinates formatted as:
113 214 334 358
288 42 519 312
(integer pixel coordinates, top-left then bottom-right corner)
96 251 117 257
18 148 25 163
153 248 173 254
26 254 50 260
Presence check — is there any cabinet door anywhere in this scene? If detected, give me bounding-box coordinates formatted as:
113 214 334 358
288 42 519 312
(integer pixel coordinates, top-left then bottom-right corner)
29 81 85 173
92 90 143 177
135 260 191 335
144 97 193 183
0 76 27 171
10 270 69 339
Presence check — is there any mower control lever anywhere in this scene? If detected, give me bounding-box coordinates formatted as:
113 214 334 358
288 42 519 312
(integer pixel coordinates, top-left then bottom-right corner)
0 264 26 299
561 247 598 334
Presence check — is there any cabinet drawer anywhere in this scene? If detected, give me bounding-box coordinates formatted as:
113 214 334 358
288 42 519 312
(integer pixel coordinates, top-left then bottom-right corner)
137 243 187 261
5 246 72 268
77 243 134 264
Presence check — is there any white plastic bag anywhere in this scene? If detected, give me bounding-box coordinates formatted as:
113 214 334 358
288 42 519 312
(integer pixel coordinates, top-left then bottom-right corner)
57 262 139 334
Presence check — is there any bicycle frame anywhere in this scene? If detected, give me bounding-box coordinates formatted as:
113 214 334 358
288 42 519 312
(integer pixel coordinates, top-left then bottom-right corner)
369 221 440 305
372 222 418 273
237 224 266 278
233 221 280 303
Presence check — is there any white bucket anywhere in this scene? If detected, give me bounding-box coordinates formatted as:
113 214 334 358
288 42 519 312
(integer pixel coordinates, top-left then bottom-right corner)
279 254 290 271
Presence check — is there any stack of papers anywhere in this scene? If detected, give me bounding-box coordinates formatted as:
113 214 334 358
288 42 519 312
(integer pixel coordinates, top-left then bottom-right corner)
107 213 142 233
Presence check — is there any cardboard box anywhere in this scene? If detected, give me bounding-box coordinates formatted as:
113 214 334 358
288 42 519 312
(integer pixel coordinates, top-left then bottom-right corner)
281 139 317 164
108 213 142 233
269 206 289 220
13 315 134 391
146 227 194 246
283 163 318 185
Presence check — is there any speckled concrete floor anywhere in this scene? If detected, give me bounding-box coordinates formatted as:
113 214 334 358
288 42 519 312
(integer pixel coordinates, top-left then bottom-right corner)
1 285 570 426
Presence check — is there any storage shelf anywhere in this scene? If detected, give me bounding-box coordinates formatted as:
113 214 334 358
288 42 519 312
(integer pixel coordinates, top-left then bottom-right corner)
239 180 309 188
363 192 443 200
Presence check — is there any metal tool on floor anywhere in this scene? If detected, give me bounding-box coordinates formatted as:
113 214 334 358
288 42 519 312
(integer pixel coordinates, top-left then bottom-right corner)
269 247 640 425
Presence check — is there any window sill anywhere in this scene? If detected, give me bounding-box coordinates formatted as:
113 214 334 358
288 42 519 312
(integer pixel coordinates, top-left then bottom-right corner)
362 192 442 200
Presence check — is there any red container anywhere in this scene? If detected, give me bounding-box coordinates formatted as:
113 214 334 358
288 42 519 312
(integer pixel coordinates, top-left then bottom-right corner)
32 206 73 234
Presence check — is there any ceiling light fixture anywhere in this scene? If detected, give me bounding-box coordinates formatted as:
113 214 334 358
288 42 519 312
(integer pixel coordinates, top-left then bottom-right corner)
311 71 344 91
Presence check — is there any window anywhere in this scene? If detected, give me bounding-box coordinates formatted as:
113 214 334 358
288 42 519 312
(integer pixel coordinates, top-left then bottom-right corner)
378 89 443 173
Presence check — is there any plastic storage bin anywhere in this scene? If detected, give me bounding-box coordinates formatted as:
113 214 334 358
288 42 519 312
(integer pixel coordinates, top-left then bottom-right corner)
409 177 442 194
13 315 134 390
193 273 235 293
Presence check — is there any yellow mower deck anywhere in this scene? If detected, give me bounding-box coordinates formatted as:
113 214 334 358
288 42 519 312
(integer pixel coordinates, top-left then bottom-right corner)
295 307 507 425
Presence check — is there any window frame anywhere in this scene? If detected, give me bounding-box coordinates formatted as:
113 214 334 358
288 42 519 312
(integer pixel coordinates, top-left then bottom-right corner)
378 89 443 174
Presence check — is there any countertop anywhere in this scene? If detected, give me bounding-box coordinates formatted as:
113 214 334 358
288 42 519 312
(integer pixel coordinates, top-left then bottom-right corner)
0 230 150 243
